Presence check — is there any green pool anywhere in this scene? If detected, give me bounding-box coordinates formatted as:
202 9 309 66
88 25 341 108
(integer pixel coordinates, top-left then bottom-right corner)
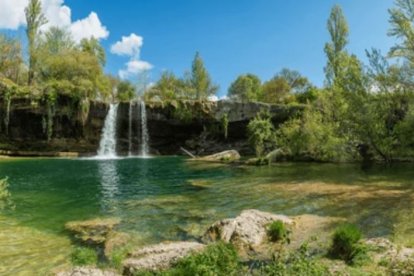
0 157 413 275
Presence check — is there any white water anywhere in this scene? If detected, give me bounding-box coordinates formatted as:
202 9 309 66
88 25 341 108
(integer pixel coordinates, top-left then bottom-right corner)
128 102 133 156
140 100 150 157
97 103 119 159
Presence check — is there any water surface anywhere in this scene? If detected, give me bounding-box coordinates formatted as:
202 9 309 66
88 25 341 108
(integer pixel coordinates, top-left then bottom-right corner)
0 157 413 275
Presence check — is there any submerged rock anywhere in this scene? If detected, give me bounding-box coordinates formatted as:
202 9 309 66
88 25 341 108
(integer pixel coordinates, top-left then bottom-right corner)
123 241 205 274
202 209 293 250
65 218 121 245
104 231 131 259
195 150 241 163
55 267 119 276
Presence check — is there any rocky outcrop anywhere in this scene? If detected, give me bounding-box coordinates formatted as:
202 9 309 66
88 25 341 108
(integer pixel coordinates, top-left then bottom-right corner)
0 95 303 156
65 218 121 245
202 209 293 250
194 150 241 163
55 267 119 276
123 241 205 275
365 238 414 275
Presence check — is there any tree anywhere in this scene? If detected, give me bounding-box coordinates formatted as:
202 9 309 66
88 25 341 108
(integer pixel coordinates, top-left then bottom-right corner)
0 34 24 83
39 49 109 99
324 5 349 86
247 111 276 157
117 80 136 102
277 68 312 94
228 74 262 102
190 52 218 100
146 71 187 101
388 0 414 63
80 38 106 66
41 27 75 55
25 0 47 85
260 77 294 104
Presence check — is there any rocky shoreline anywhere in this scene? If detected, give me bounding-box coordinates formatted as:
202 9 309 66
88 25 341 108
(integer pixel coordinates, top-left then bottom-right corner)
55 209 414 276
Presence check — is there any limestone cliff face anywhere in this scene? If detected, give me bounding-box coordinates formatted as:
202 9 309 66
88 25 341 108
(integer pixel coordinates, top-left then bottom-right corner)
0 96 303 156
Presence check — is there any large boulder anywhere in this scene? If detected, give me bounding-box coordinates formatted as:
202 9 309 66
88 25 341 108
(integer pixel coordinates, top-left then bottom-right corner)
65 218 121 245
123 241 205 275
55 267 119 276
202 209 293 249
195 150 241 162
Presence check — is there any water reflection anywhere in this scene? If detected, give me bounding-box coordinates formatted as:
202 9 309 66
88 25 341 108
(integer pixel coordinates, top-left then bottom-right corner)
98 160 120 211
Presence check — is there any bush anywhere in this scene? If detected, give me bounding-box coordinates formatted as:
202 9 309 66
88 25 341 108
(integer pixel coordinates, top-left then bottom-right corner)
71 246 98 266
247 110 276 157
330 224 366 265
166 242 240 275
267 221 290 243
262 243 328 275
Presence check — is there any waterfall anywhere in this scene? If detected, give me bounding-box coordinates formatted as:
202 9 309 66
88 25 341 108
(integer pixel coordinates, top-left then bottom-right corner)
128 101 133 156
97 103 119 158
140 100 150 157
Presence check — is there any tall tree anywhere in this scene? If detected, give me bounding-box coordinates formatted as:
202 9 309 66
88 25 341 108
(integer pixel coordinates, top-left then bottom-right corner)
324 5 349 86
190 52 218 100
25 0 47 85
228 74 262 102
80 38 106 66
42 27 75 55
389 0 414 63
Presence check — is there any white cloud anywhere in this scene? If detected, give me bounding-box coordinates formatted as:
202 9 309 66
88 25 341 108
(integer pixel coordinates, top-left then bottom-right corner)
110 33 143 57
70 12 109 42
119 60 153 79
112 33 153 79
0 0 109 42
0 0 27 29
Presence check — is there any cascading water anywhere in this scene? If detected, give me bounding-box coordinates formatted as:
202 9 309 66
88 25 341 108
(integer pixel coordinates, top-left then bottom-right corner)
140 100 150 157
97 103 119 158
128 101 133 156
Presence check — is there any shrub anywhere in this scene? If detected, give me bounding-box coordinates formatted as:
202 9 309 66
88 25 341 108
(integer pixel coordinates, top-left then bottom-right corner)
247 110 276 157
167 242 240 275
262 243 329 275
71 246 98 266
267 221 290 243
330 224 366 264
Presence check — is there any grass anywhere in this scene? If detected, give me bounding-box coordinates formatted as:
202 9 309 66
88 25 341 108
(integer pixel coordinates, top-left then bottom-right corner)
71 246 98 266
267 220 290 243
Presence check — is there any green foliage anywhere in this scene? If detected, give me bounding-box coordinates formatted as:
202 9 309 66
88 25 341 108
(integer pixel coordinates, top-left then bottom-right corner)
276 98 353 162
0 34 24 83
25 0 47 85
80 37 106 66
261 243 329 276
324 5 349 86
166 242 239 276
146 71 188 101
71 246 98 266
330 224 367 265
247 111 276 157
41 27 75 55
109 246 130 270
388 0 414 64
190 52 219 100
267 221 290 243
228 74 262 102
117 80 136 102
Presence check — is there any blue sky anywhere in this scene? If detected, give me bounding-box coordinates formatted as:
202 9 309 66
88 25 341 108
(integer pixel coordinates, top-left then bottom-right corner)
2 0 397 97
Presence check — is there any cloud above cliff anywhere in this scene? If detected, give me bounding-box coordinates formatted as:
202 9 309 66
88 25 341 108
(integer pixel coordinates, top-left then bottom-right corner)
111 33 153 79
0 0 109 42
